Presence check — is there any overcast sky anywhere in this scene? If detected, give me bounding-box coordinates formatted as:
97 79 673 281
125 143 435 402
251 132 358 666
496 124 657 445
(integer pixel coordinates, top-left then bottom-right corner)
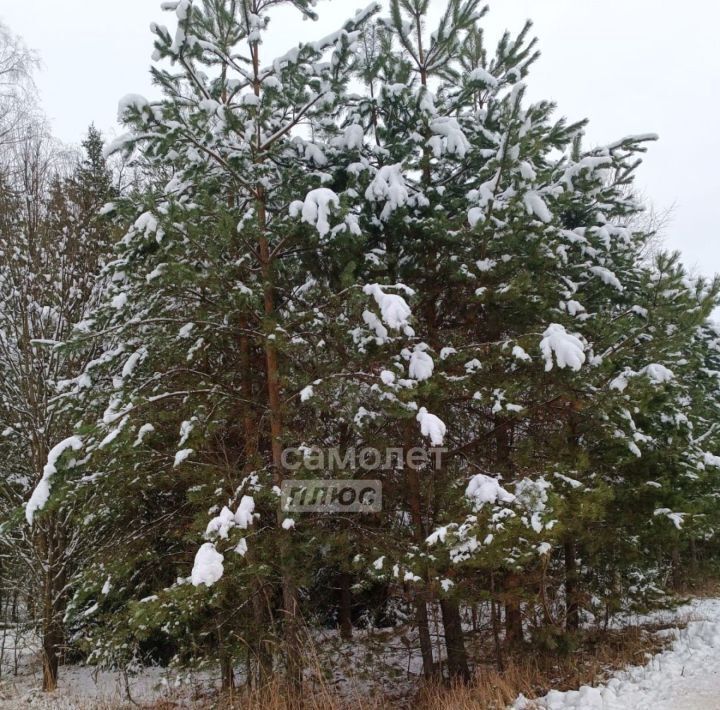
2 0 718 279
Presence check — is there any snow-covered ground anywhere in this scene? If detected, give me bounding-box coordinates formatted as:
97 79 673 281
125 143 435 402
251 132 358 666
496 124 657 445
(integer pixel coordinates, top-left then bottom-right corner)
6 599 720 708
518 598 720 709
0 665 215 709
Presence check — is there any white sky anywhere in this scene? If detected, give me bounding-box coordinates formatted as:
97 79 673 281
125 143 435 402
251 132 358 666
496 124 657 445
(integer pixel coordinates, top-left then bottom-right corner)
2 0 718 279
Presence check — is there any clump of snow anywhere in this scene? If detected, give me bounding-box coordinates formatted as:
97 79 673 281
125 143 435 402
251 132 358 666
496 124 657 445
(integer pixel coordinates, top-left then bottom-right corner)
468 67 499 87
205 496 256 542
654 508 685 529
428 117 470 157
409 348 434 381
590 265 624 292
416 407 446 446
380 370 396 385
342 124 364 150
465 474 515 509
117 94 149 121
191 543 224 587
365 164 409 220
513 345 532 362
121 348 147 379
540 324 586 372
363 284 413 331
173 448 194 468
26 436 83 524
290 188 340 237
206 506 236 539
134 423 155 447
523 191 553 223
642 363 675 384
235 495 255 529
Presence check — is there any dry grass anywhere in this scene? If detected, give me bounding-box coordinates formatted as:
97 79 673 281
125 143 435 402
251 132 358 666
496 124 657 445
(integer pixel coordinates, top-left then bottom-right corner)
203 679 387 710
415 623 676 710
155 621 674 710
678 577 720 599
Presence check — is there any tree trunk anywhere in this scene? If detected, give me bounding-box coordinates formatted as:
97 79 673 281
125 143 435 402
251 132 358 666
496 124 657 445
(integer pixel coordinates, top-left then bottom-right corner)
249 581 273 685
39 520 65 693
440 597 470 682
415 593 435 679
338 572 353 641
249 30 302 690
490 574 504 672
41 618 61 692
671 545 682 590
504 573 523 647
220 651 235 692
403 427 435 678
564 539 580 631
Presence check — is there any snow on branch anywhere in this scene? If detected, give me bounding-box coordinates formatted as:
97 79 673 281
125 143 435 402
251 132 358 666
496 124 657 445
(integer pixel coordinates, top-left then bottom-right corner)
290 188 340 237
363 283 414 333
191 543 224 587
417 407 446 447
26 436 83 525
540 324 586 372
465 474 515 510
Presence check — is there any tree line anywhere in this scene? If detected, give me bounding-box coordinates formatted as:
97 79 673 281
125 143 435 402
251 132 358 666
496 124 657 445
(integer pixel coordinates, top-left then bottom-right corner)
1 0 720 698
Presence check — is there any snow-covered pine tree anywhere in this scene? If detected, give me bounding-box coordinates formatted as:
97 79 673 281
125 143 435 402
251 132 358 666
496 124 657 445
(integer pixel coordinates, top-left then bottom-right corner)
50 0 385 689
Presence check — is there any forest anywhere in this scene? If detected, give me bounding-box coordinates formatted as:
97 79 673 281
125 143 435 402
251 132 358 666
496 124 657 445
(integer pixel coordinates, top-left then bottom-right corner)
1 1 720 708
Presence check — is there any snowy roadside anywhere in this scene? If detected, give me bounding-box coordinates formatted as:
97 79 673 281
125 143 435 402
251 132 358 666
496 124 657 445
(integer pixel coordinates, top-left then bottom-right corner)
516 598 720 710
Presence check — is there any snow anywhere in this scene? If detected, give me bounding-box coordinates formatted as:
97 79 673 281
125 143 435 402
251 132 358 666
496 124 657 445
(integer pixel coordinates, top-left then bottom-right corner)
476 258 496 272
513 345 532 362
363 284 413 331
205 506 236 539
26 436 83 524
290 188 340 237
517 598 720 710
300 385 314 402
468 206 485 226
380 369 396 385
134 423 155 447
590 265 624 292
191 543 224 587
342 123 364 150
121 347 146 378
416 407 446 446
178 322 195 338
409 348 434 381
429 117 470 157
465 474 515 508
642 363 675 384
117 93 149 121
111 292 128 310
173 448 194 467
468 66 499 87
365 164 409 220
654 508 685 529
540 324 586 372
524 191 553 223
235 495 255 529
